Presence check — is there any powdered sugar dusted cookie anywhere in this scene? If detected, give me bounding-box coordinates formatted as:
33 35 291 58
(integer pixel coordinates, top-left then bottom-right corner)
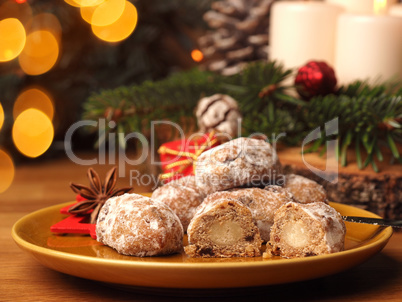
266 201 346 258
96 193 183 257
151 176 206 230
195 137 283 192
185 196 262 258
284 174 327 204
205 186 294 241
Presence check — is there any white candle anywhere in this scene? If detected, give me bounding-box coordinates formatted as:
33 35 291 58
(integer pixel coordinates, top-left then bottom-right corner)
269 1 344 70
325 0 397 14
389 4 402 17
335 13 402 84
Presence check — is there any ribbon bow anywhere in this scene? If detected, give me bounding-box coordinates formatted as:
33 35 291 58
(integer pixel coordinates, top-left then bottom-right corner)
158 131 218 181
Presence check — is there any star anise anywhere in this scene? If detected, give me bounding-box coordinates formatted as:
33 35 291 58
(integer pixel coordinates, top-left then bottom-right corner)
68 167 132 224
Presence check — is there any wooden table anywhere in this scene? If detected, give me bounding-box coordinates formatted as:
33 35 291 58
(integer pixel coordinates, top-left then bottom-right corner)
1 154 401 301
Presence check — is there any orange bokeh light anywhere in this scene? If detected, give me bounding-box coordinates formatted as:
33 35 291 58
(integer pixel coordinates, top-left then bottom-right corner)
91 0 125 27
0 18 26 62
25 13 62 43
191 49 204 62
80 5 97 24
12 108 54 158
91 1 137 43
0 103 4 131
0 149 15 194
18 30 59 75
73 0 105 7
64 0 81 7
14 87 54 120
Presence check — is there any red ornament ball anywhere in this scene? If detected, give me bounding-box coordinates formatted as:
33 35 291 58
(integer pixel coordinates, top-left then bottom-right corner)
295 61 337 100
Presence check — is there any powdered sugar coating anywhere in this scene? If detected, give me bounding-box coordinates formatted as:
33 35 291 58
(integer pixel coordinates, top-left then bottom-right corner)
269 201 346 258
195 137 283 192
284 174 327 204
151 176 205 230
298 202 346 252
96 193 183 257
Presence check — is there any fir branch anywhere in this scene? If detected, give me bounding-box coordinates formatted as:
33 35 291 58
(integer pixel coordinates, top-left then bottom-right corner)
221 61 304 141
83 68 220 146
82 62 402 171
83 61 295 145
302 85 402 170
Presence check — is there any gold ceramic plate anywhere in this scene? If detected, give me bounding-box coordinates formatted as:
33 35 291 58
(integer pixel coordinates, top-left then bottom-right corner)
12 201 392 289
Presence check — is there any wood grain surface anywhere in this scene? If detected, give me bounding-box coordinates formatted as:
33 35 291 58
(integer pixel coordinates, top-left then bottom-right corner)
1 153 401 302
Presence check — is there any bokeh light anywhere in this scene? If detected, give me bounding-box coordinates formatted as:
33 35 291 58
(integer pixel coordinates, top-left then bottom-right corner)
80 5 97 24
0 103 4 131
74 0 105 7
92 1 137 43
91 0 126 27
12 109 54 158
18 30 59 75
64 0 81 7
0 18 26 62
191 49 204 62
64 0 105 7
0 149 15 194
25 13 62 43
13 88 54 120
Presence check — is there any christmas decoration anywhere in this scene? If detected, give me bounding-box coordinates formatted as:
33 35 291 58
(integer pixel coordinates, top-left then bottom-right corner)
84 61 295 147
50 199 98 239
198 0 274 75
295 61 337 100
50 167 132 237
195 94 242 139
84 68 221 148
84 61 401 173
68 167 132 224
158 132 220 182
302 81 402 172
82 61 402 221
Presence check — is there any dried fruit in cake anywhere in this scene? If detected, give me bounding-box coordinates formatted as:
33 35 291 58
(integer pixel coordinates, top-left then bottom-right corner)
151 176 206 230
195 137 283 193
266 201 346 259
284 174 327 204
207 186 294 242
185 196 262 258
96 193 183 257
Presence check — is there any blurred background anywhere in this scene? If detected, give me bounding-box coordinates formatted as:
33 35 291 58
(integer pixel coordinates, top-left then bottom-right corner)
0 0 216 193
0 0 401 196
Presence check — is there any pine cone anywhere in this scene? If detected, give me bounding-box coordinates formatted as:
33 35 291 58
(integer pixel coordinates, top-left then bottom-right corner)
195 94 242 140
198 0 274 76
